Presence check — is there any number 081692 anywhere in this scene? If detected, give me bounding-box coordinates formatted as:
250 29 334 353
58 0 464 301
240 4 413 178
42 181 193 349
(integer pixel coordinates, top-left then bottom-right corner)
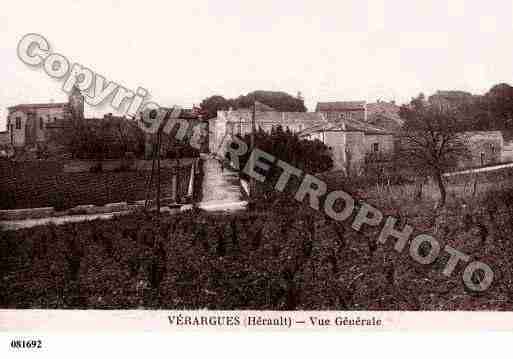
10 339 42 349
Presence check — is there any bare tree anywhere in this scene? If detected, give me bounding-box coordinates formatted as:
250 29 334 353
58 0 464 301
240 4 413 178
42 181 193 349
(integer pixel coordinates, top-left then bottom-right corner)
397 104 471 207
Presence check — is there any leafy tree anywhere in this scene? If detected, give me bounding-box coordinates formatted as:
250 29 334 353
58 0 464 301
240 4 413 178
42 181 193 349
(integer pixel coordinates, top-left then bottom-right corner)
234 126 332 176
235 91 307 112
50 118 146 160
403 84 513 132
200 90 306 119
486 83 513 129
59 119 107 160
199 95 232 120
397 104 471 207
226 126 332 207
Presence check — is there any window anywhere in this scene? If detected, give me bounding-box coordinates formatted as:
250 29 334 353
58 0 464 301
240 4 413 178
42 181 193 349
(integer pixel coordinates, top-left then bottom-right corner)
40 117 44 130
372 142 379 153
15 117 22 129
490 144 496 153
339 113 351 121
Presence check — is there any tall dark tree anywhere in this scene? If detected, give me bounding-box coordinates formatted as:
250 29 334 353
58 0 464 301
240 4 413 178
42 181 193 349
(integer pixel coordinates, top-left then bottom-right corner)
225 126 332 208
236 91 307 112
486 83 513 129
397 103 471 207
50 117 146 159
200 90 306 119
403 84 513 132
199 95 232 120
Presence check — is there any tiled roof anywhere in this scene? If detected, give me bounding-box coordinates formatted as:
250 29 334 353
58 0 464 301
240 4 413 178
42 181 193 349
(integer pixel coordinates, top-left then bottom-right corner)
298 123 332 137
8 102 69 111
222 109 325 125
300 118 390 136
433 90 473 98
366 101 400 118
366 101 404 131
315 101 366 112
342 118 390 134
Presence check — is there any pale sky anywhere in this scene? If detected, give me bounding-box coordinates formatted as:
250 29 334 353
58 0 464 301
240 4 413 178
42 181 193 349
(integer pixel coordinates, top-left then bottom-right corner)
1 0 512 130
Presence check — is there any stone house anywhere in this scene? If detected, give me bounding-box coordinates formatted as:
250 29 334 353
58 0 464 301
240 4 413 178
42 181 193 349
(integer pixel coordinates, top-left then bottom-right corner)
299 118 394 172
315 101 367 122
5 86 84 148
366 100 404 132
316 99 404 131
210 102 396 172
209 107 326 154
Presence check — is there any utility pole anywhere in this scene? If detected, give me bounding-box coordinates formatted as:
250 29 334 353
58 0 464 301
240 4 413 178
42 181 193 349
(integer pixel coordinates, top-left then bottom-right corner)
144 112 164 217
144 136 156 213
156 129 162 217
250 101 256 202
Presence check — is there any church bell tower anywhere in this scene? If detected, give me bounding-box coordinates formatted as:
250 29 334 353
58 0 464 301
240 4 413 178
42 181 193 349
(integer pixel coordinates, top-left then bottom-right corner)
69 85 84 121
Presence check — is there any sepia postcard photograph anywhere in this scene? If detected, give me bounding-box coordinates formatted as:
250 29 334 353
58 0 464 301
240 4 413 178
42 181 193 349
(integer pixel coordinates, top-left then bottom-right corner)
1 1 513 352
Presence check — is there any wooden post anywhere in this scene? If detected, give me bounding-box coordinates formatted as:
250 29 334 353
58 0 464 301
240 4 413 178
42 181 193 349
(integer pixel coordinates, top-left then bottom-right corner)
144 135 157 212
173 174 178 202
250 101 256 202
156 130 162 217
